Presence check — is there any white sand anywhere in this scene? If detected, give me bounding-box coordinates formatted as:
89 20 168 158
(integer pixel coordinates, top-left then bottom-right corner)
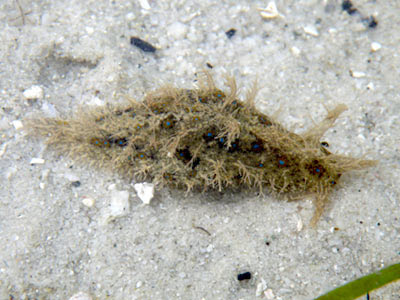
0 0 399 299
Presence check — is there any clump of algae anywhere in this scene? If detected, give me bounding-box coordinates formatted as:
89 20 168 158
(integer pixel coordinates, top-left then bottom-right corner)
26 72 377 226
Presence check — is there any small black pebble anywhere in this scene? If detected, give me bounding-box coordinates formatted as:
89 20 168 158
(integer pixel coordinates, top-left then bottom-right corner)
342 0 357 15
361 16 378 29
130 37 157 53
206 62 213 69
225 28 237 39
71 181 81 187
237 272 251 281
367 16 378 28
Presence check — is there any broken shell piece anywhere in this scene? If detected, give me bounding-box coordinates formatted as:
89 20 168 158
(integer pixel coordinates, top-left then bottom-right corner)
0 142 8 158
367 82 375 90
264 289 275 299
303 24 319 37
99 190 130 225
256 278 268 297
23 85 44 100
69 292 92 300
258 2 283 19
109 190 130 217
134 182 155 205
350 70 366 78
12 120 23 130
371 42 382 52
138 0 151 10
297 217 304 231
291 46 301 56
82 197 95 207
30 158 45 164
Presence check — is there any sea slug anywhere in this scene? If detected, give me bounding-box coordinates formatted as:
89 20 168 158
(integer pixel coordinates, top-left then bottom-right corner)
27 72 377 225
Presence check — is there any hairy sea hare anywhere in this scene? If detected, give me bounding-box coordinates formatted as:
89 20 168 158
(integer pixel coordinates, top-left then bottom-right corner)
27 73 377 225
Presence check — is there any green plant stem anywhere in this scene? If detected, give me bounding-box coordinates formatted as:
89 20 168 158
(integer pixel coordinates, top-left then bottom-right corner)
315 263 400 300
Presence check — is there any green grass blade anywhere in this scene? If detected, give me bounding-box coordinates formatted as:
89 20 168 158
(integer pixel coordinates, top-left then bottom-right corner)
315 263 400 300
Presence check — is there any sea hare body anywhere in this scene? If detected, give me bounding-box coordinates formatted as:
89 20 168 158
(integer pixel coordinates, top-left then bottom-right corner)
28 73 377 225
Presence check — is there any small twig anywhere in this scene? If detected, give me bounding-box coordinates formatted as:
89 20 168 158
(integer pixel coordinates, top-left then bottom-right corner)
15 0 25 25
11 0 32 25
192 225 211 236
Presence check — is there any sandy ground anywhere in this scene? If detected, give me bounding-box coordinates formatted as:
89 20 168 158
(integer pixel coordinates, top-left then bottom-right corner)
0 0 399 299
